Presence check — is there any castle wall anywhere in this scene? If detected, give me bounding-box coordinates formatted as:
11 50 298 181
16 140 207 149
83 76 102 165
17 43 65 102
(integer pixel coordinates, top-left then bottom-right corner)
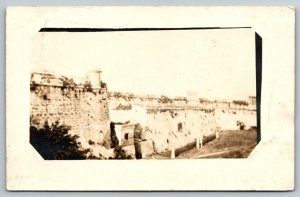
108 96 257 154
145 110 217 152
215 109 256 130
30 85 110 148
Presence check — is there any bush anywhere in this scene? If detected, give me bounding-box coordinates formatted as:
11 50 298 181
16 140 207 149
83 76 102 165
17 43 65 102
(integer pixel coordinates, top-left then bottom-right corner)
101 81 107 88
159 95 173 104
88 140 95 145
61 77 76 88
112 146 134 160
237 121 246 130
30 120 90 160
233 100 249 106
114 92 122 98
30 81 38 91
83 81 93 92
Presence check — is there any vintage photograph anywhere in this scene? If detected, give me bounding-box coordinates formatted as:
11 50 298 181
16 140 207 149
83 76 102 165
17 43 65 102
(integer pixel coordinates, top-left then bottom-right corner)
29 27 258 160
7 6 295 191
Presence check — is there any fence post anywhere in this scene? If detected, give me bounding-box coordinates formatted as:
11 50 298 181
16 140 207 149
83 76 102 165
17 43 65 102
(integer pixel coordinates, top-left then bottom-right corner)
216 130 220 140
200 135 203 148
171 147 175 159
196 138 200 149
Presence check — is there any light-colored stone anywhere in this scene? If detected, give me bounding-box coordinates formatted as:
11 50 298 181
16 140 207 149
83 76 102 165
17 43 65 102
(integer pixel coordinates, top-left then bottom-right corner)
122 145 135 158
30 83 110 151
140 140 154 158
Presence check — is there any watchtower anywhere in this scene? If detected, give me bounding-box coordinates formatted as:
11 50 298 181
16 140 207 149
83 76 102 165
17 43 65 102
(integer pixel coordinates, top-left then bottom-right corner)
87 66 102 89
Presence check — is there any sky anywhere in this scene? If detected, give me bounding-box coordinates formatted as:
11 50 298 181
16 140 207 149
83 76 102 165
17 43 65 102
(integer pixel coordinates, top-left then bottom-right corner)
31 28 256 100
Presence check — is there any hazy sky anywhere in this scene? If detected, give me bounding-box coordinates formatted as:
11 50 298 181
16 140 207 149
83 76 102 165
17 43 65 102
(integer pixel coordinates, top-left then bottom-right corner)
31 28 256 100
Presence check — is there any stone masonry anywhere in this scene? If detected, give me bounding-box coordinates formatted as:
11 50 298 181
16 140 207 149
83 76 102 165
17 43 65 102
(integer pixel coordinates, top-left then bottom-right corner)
30 70 111 149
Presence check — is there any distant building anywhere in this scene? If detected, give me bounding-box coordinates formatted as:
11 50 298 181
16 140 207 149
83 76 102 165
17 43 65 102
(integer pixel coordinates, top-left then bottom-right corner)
31 72 63 87
31 68 103 90
248 96 256 105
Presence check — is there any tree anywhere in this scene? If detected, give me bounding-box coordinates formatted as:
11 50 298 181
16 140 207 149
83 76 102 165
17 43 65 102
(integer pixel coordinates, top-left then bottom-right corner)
233 100 249 106
159 95 173 104
112 145 134 160
100 81 107 88
30 120 90 160
236 121 246 130
60 76 76 88
83 81 93 92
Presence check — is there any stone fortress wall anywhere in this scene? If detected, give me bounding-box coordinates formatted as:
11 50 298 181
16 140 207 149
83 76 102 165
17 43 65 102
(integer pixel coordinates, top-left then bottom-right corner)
109 93 257 155
30 70 256 159
30 69 111 150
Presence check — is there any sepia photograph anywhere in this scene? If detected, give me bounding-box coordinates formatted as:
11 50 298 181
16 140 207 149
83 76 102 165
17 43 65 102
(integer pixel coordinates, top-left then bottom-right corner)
30 27 259 160
6 6 294 191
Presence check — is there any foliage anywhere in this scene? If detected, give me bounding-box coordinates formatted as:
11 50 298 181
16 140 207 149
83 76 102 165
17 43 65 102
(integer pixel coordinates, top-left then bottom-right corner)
237 121 246 130
88 140 95 145
83 81 93 92
30 81 38 91
169 110 177 118
183 97 188 104
30 120 90 160
61 77 76 89
112 146 134 160
127 93 135 100
113 92 122 98
101 81 107 88
233 100 249 106
159 95 173 104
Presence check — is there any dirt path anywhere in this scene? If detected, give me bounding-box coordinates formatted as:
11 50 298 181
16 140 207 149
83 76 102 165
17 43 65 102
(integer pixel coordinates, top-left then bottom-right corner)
191 148 250 159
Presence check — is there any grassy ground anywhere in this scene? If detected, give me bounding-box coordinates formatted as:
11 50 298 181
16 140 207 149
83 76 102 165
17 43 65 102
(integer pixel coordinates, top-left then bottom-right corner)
147 129 257 159
177 129 257 159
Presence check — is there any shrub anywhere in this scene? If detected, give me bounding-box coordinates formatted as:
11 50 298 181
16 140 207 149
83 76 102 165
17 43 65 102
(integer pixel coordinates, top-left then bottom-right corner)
83 81 93 92
233 100 249 106
88 140 95 145
101 81 107 88
114 92 122 98
159 95 173 104
30 81 38 91
30 120 90 160
63 77 75 87
237 121 246 130
112 146 134 160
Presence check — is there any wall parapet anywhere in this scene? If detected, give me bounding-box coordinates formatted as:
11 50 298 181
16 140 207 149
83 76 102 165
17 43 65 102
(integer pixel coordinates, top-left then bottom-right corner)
30 71 111 151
